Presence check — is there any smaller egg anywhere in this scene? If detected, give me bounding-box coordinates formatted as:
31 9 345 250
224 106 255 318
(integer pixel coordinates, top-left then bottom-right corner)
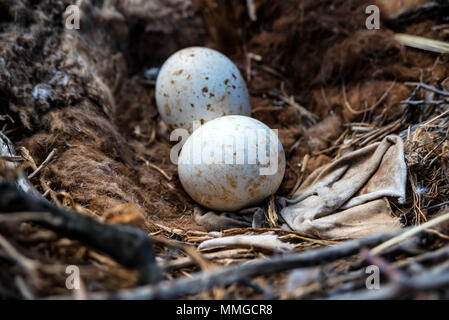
178 115 286 211
155 47 251 131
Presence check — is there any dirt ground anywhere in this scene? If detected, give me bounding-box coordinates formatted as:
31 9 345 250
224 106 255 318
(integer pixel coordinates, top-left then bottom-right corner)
0 0 449 299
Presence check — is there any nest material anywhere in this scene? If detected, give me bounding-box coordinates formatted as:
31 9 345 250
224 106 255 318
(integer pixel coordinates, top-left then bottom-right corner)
0 0 448 299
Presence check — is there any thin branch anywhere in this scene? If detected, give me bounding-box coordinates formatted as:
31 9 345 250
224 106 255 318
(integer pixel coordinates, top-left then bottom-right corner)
1 132 161 284
326 267 449 300
58 231 400 299
0 233 38 273
428 201 449 212
405 82 449 97
28 148 57 179
371 210 449 254
0 182 161 284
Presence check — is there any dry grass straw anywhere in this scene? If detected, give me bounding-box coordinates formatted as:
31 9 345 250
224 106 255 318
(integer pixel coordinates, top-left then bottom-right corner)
394 34 449 54
371 210 449 254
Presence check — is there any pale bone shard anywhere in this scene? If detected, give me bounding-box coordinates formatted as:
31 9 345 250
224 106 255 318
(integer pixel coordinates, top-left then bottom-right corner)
280 135 406 239
198 232 295 252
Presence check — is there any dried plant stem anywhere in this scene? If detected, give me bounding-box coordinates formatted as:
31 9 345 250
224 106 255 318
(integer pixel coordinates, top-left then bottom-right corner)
67 231 399 299
326 266 449 300
394 34 449 54
0 182 161 284
371 210 449 255
28 148 56 179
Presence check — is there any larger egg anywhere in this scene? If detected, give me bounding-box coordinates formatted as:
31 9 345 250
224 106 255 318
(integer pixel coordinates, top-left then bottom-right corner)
178 115 285 211
155 47 251 131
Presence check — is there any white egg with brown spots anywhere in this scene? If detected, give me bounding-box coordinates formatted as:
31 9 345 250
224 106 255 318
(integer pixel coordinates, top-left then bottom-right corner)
155 47 251 131
178 115 285 211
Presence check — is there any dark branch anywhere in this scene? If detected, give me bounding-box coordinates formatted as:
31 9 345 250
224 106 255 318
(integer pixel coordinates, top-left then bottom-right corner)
387 1 449 29
79 230 402 299
0 181 161 284
0 131 161 284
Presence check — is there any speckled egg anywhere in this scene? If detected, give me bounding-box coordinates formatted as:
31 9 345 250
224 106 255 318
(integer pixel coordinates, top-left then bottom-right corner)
178 115 285 211
155 47 251 131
